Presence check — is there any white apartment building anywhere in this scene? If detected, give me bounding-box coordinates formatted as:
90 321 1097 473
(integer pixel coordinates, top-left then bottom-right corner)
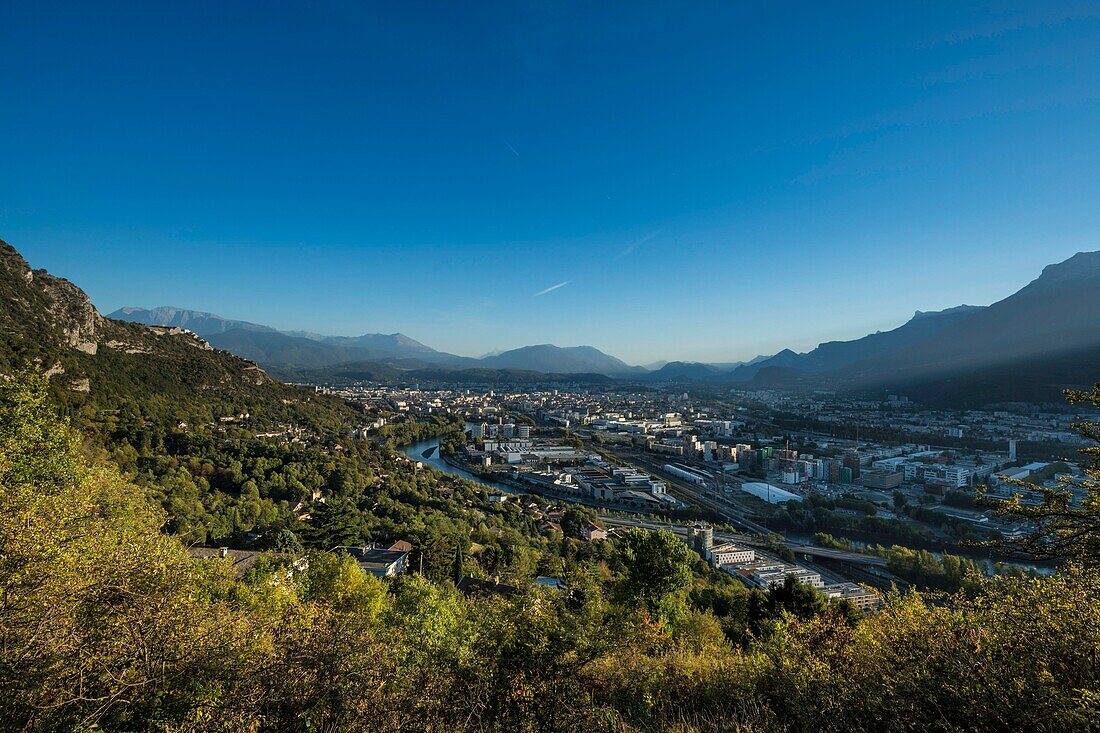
708 542 755 566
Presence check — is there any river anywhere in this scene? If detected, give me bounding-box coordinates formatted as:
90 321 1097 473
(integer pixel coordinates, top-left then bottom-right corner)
399 427 517 494
399 429 1053 575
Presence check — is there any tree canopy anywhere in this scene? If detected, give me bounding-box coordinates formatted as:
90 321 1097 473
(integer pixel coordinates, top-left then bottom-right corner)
981 381 1100 565
2 372 1100 732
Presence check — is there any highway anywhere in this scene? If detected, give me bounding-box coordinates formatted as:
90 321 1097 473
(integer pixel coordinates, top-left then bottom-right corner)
612 454 891 565
599 515 888 567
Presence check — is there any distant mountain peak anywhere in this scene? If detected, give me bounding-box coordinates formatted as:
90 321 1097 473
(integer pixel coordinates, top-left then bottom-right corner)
649 361 720 379
479 343 638 375
1027 250 1100 290
108 307 276 336
911 305 984 321
387 333 427 346
323 332 436 353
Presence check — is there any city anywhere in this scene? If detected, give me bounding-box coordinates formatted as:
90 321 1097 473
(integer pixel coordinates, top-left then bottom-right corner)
4 2 1100 731
298 379 1094 599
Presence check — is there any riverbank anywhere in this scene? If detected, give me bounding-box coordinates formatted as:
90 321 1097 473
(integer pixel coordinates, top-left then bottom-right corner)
399 435 699 516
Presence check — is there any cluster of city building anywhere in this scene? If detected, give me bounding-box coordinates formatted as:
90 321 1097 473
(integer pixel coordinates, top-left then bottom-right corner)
312 381 1095 561
688 525 881 612
463 419 684 511
735 388 1093 446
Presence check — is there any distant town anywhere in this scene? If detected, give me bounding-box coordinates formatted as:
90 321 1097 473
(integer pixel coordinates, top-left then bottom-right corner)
288 376 1098 602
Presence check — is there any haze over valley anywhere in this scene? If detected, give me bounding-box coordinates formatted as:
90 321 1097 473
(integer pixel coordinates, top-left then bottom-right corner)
107 247 1100 407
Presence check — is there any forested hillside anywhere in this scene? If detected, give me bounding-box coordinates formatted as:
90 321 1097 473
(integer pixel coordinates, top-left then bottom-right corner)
3 372 1100 732
0 240 361 431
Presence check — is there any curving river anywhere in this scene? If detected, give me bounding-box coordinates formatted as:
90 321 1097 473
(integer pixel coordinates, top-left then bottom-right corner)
399 428 516 494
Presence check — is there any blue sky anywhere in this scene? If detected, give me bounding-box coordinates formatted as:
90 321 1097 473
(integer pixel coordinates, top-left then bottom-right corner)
2 1 1098 364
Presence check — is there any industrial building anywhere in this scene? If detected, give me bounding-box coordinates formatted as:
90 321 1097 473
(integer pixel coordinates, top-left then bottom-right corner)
741 481 803 504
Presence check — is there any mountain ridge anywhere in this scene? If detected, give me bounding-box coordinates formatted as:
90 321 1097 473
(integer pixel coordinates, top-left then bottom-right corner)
713 252 1100 405
2 241 361 429
100 249 1100 403
111 308 645 376
108 306 278 335
834 250 1100 400
109 306 466 370
727 306 987 382
478 343 643 375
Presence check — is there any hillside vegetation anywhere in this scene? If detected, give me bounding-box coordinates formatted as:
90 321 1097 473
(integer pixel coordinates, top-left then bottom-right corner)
4 238 1100 731
4 370 1100 732
0 240 363 431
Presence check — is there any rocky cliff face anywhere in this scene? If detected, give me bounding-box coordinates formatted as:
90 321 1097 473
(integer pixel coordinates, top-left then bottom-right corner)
1 239 233 357
1 239 274 396
1 241 105 354
29 269 104 354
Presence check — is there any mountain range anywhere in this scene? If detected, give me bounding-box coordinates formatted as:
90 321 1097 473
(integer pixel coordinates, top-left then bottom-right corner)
109 307 645 376
13 240 1100 407
723 305 988 383
710 253 1100 405
107 307 463 370
630 253 1100 405
832 252 1100 405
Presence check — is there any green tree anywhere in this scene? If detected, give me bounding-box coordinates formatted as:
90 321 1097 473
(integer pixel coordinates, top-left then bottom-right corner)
763 574 830 620
303 551 387 617
979 381 1100 565
453 541 465 584
0 372 269 731
306 498 368 549
560 505 599 539
265 527 305 554
616 528 693 619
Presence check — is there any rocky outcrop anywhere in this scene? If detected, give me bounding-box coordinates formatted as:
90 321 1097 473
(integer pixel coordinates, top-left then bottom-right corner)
1 240 103 353
105 339 152 354
149 326 215 350
32 269 103 354
1 238 283 404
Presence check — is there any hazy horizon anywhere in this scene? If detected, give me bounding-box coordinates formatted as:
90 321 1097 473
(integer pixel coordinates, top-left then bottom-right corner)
3 2 1098 363
77 248 1095 367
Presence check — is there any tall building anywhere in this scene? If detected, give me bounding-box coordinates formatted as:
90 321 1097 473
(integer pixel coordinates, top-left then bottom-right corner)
843 449 862 480
691 524 714 553
683 436 700 458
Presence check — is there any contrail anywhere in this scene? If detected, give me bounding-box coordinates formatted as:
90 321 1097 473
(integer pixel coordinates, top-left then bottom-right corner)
533 280 570 297
618 228 663 258
504 140 520 157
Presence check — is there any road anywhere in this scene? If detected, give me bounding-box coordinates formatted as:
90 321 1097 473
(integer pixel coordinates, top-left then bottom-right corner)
599 515 888 567
605 452 891 566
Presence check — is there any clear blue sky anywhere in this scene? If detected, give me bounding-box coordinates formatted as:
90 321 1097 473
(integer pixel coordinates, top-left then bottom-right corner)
2 2 1098 364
